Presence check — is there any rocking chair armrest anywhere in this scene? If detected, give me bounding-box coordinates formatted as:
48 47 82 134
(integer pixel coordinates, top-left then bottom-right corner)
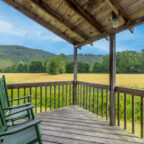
5 105 35 117
1 119 41 136
3 103 31 110
10 95 31 102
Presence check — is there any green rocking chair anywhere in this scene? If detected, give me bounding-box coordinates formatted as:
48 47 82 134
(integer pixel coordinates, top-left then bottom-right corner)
0 104 43 144
0 75 32 124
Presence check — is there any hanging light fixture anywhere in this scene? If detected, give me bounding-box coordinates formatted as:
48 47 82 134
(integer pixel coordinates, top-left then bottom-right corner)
112 11 119 28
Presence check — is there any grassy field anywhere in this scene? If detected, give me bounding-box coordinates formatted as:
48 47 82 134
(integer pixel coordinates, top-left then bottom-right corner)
0 73 143 137
1 73 144 89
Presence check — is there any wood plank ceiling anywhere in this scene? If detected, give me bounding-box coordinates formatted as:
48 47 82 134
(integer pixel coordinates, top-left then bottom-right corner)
2 0 144 47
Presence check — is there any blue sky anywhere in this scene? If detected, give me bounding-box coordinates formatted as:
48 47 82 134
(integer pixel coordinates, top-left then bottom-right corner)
0 1 144 55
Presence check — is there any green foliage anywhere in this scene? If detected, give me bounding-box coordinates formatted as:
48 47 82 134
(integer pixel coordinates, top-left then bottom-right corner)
0 59 13 71
1 45 144 74
116 51 141 73
5 65 16 73
78 62 90 73
29 61 43 73
68 53 104 63
65 61 90 73
92 50 144 73
16 62 28 73
140 49 144 72
46 58 59 75
0 45 56 64
60 53 69 64
46 56 66 75
66 62 73 73
92 62 102 73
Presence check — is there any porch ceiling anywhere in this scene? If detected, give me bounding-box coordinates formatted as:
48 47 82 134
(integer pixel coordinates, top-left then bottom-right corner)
3 0 144 47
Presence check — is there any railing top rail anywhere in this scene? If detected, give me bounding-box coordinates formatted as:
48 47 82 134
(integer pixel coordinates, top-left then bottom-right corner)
115 86 144 97
7 80 144 97
77 81 110 90
7 81 73 89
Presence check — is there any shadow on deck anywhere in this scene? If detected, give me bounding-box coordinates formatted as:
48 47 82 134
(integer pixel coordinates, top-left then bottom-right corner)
36 106 144 144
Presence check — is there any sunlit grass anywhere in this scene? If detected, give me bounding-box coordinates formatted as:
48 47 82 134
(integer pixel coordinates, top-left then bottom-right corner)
1 73 144 89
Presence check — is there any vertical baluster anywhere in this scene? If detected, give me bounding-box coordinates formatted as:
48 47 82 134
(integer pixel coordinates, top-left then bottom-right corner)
62 85 64 107
106 90 109 120
24 88 26 103
101 89 104 118
124 93 127 130
86 86 88 110
69 84 71 105
29 87 32 103
54 85 56 109
45 86 47 112
66 84 68 106
35 87 37 114
89 87 91 112
97 88 99 115
83 85 85 108
77 84 79 105
11 88 13 106
80 85 82 107
40 86 42 113
17 88 20 105
117 92 120 125
58 85 60 107
50 85 52 110
93 87 95 113
132 95 135 134
141 96 144 138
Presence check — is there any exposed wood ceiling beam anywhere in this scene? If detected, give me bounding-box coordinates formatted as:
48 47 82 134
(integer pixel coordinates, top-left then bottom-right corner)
31 0 88 40
3 0 78 45
75 15 144 48
64 0 105 33
105 0 133 33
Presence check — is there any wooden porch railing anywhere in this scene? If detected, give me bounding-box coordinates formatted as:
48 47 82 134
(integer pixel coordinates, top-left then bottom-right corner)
7 81 73 113
7 81 144 138
77 81 144 138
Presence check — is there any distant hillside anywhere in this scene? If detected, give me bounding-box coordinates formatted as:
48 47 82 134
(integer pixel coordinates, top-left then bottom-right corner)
0 45 104 69
68 54 104 63
0 45 56 64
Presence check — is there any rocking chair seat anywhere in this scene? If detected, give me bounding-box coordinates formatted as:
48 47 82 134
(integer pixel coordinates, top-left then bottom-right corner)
3 126 38 144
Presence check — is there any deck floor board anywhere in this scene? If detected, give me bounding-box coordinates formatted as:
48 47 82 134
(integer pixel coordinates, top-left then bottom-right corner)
36 106 144 144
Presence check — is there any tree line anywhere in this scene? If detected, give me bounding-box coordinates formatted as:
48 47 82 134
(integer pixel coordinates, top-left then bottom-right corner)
1 50 144 74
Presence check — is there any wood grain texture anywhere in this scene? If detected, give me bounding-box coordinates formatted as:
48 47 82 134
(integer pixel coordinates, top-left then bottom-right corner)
36 106 144 144
3 0 144 46
109 33 116 126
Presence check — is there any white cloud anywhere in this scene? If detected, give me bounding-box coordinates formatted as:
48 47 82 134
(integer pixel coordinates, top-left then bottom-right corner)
0 19 27 36
84 39 109 52
0 19 65 42
27 31 64 42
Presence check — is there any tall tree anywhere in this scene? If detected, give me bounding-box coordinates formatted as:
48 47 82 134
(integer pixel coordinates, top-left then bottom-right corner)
78 62 90 73
92 62 102 73
46 56 66 74
29 61 43 73
66 62 73 73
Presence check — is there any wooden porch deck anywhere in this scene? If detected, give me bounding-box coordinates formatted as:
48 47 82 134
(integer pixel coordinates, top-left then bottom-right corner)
36 106 144 144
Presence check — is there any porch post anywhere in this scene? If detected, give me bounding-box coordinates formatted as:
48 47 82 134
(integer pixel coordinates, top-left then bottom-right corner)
109 33 116 126
73 46 77 105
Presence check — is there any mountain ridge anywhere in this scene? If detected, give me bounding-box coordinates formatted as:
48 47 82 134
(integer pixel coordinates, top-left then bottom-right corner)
0 45 104 65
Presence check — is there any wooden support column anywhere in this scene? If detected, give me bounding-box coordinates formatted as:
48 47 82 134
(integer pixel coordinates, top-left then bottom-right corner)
109 33 116 126
73 46 78 105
